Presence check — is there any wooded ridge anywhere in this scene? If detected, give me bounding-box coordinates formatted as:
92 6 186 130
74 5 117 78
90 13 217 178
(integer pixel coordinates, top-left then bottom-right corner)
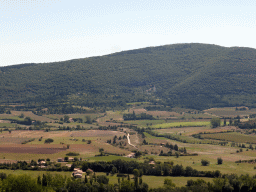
1 43 256 109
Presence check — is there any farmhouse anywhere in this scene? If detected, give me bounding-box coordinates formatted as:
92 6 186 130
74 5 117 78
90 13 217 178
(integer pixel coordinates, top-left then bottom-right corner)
73 173 82 178
39 161 46 165
125 153 135 158
149 161 155 165
72 168 84 178
57 158 64 162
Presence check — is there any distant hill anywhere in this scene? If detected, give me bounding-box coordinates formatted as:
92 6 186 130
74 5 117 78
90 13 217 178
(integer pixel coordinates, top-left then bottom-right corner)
1 43 256 109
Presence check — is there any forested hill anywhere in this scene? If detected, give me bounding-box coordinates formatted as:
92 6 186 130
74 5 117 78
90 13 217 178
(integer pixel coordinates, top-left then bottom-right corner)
1 43 256 109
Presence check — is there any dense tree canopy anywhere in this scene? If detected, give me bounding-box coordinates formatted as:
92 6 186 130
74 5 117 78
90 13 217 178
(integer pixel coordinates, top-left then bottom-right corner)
1 43 256 109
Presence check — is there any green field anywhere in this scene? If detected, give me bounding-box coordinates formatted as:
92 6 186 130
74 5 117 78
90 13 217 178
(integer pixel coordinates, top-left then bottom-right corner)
204 107 256 117
0 169 213 188
124 120 165 126
0 123 16 128
87 155 135 161
152 121 211 128
29 137 99 145
202 132 256 144
143 131 215 145
0 169 72 178
96 172 213 188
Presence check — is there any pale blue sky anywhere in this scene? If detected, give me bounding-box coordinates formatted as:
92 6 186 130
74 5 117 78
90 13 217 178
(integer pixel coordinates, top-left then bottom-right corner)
1 0 256 66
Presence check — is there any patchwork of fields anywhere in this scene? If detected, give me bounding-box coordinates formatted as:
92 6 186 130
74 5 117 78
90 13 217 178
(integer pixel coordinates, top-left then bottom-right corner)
0 106 255 188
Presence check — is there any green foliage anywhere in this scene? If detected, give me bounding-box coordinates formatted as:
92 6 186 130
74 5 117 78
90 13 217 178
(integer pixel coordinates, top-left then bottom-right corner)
96 175 109 184
3 174 44 192
133 169 140 178
19 113 24 118
2 44 256 109
120 180 134 192
99 148 104 156
175 152 180 158
123 112 154 121
44 138 54 144
164 178 176 188
63 115 69 123
210 117 221 128
217 157 223 165
201 159 210 166
134 151 142 158
85 115 92 124
66 152 80 156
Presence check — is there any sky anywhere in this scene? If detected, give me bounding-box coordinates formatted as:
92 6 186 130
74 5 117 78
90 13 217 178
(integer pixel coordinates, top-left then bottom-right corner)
1 0 256 66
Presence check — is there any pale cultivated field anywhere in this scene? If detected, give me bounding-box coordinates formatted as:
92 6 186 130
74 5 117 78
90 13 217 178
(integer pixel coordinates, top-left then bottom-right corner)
70 130 124 137
130 108 181 118
10 111 53 122
204 107 256 117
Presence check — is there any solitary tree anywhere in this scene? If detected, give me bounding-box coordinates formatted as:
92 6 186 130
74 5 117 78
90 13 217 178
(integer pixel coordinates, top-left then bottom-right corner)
211 118 221 128
201 159 210 166
229 119 233 126
174 144 178 151
99 148 104 156
164 179 176 189
133 169 140 189
63 115 70 123
37 175 42 185
85 116 92 124
217 157 223 165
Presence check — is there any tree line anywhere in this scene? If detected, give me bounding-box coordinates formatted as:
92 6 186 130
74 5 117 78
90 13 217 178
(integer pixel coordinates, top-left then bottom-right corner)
0 170 255 191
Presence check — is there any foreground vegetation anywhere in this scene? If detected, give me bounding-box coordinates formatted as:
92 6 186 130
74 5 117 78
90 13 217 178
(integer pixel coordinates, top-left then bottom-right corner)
0 171 255 192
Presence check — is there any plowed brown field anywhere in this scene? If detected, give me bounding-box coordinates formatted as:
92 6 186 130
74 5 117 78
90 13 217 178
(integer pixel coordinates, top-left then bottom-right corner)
0 144 67 154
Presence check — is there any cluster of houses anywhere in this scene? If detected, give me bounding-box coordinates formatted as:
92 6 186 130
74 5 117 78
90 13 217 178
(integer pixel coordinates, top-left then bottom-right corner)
72 168 94 178
38 160 47 168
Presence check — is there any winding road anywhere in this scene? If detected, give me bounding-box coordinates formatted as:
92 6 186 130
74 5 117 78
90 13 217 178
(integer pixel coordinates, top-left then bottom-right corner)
127 133 138 149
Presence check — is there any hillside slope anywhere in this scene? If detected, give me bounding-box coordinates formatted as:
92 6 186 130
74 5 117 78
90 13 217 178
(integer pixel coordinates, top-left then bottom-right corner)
1 43 256 109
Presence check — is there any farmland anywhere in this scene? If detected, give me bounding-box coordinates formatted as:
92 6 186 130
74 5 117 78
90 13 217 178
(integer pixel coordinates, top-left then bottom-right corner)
201 132 256 144
152 121 211 128
0 105 255 190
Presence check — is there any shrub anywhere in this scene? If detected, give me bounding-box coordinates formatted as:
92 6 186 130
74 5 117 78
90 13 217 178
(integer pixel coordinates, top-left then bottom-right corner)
217 157 223 165
201 159 210 166
66 152 80 156
21 138 35 144
44 138 54 143
19 113 24 118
